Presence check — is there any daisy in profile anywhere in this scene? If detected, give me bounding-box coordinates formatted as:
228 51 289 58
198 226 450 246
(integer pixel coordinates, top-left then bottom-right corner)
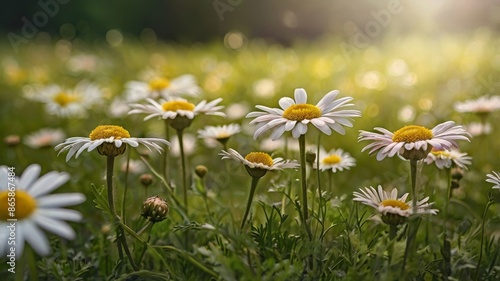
353 185 438 226
315 147 356 173
0 164 86 257
124 74 201 102
55 125 170 161
198 124 241 148
247 88 360 140
128 97 225 130
219 149 298 229
454 95 500 115
24 128 66 149
424 148 472 170
359 121 471 161
486 171 500 189
24 81 102 118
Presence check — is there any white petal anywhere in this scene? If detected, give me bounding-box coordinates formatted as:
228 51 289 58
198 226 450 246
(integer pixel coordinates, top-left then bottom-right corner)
294 88 307 104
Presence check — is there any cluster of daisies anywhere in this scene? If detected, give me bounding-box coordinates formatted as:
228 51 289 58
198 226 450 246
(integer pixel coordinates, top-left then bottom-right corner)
6 70 500 259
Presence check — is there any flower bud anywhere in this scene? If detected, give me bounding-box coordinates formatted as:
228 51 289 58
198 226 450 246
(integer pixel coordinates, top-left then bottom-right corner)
4 135 21 147
141 196 169 222
306 150 316 164
195 165 208 178
140 173 154 187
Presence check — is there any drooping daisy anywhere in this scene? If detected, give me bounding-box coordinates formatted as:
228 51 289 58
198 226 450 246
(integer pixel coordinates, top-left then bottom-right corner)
0 164 86 257
486 171 500 189
219 148 299 178
359 121 471 161
124 74 201 102
128 97 225 130
454 95 500 114
55 125 170 161
246 88 361 140
353 185 438 225
24 81 102 118
24 128 66 149
424 148 472 169
315 147 356 172
198 124 241 147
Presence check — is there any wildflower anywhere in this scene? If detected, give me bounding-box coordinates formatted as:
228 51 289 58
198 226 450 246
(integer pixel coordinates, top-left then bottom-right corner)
0 164 86 257
141 196 169 222
315 147 356 172
424 148 472 169
486 171 500 189
454 95 500 114
128 97 225 130
24 128 65 149
219 148 299 178
464 122 492 137
353 186 438 225
198 124 241 146
246 88 360 140
24 81 102 118
124 74 201 102
359 121 470 161
55 125 170 161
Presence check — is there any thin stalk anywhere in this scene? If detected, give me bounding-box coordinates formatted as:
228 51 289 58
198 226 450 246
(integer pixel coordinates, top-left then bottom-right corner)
177 129 188 215
299 134 312 240
475 196 494 281
136 222 154 266
121 149 131 224
389 225 397 240
442 167 452 277
241 176 260 229
402 159 420 274
163 121 171 184
106 156 123 260
157 245 218 278
27 246 39 281
316 133 323 228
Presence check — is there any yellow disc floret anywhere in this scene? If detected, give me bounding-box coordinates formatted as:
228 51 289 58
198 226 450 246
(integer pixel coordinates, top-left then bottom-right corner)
380 199 410 211
53 92 79 107
89 125 131 140
0 190 37 221
162 100 196 112
430 149 451 158
149 77 170 91
392 125 433 143
245 152 273 167
322 154 342 165
283 104 322 121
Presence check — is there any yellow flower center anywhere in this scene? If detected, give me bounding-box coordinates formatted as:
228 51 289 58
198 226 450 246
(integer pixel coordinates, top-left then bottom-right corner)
149 77 170 91
53 92 79 107
162 100 196 112
89 125 131 140
216 132 230 139
431 149 451 158
0 190 37 221
322 154 342 165
245 152 273 167
392 125 433 143
282 104 322 121
380 199 410 210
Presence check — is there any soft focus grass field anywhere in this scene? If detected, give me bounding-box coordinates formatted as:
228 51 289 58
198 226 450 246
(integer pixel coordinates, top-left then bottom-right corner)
1 29 500 280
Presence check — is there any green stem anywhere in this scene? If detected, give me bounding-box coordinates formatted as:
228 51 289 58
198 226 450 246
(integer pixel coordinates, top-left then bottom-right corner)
177 129 188 215
121 149 131 224
316 133 323 228
163 121 171 184
410 159 418 213
475 196 494 281
241 176 260 229
27 246 39 281
402 159 420 274
299 134 312 240
106 156 123 260
157 245 218 278
136 222 154 266
389 225 397 240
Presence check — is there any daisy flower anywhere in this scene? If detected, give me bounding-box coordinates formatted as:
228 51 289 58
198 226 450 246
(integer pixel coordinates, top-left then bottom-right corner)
124 74 201 102
55 125 170 161
486 171 500 189
454 95 500 114
315 147 356 173
353 185 438 225
219 148 299 178
24 128 66 149
24 81 102 118
246 88 361 140
0 164 86 257
359 121 471 161
464 122 492 137
424 148 472 169
128 97 225 130
198 124 241 146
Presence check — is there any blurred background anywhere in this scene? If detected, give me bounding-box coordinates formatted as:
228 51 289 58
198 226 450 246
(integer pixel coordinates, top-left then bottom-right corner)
1 0 500 46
